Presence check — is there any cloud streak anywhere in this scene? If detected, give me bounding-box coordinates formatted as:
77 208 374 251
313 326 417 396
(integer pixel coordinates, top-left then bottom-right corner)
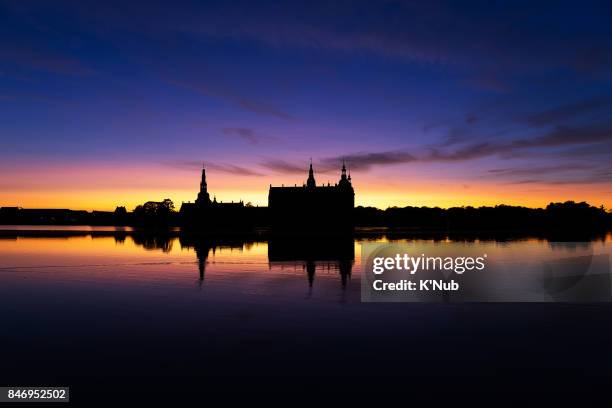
221 127 276 145
168 79 294 120
488 164 595 177
164 160 265 177
172 1 612 77
526 95 612 126
259 159 308 174
513 124 612 148
0 44 95 76
320 151 416 171
322 123 612 171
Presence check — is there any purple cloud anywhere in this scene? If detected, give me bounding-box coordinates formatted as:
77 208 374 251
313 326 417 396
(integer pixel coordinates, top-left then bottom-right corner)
221 127 276 145
164 160 265 177
167 79 294 120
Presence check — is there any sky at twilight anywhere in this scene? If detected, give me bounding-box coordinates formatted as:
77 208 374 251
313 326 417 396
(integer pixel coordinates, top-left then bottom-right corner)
1 0 612 210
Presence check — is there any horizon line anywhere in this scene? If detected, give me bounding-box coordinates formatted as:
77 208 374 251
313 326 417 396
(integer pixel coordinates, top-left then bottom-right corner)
2 199 609 214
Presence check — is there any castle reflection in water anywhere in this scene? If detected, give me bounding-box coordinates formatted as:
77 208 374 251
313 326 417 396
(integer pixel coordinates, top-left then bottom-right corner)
177 234 354 290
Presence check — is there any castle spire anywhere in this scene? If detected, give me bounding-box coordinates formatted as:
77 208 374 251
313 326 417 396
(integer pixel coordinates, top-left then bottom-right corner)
306 159 316 188
339 159 351 188
196 164 211 206
347 161 351 181
340 159 348 181
200 166 207 192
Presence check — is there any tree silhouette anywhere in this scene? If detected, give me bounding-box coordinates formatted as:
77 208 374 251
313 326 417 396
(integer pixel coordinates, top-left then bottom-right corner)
133 199 176 226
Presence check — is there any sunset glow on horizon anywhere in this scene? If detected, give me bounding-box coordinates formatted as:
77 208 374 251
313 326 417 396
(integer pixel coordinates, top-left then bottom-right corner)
1 159 610 211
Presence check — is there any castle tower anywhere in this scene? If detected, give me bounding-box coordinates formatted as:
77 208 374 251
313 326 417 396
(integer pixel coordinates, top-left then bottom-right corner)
306 160 316 188
267 157 355 232
338 160 352 188
196 166 211 206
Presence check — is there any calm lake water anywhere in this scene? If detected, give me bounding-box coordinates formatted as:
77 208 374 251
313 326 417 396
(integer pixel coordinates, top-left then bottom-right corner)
1 228 612 396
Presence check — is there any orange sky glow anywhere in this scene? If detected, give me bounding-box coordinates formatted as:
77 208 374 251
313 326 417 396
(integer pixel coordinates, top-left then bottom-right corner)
1 162 610 211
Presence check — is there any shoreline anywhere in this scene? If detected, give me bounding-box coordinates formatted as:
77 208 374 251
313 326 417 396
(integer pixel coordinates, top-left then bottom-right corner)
0 225 610 242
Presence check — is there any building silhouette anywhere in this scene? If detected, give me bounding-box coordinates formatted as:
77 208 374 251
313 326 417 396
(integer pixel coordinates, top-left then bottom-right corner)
180 167 247 229
178 161 354 232
268 161 354 232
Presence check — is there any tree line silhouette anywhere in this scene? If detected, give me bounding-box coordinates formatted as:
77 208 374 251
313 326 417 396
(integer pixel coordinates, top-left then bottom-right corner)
355 201 610 233
1 200 610 234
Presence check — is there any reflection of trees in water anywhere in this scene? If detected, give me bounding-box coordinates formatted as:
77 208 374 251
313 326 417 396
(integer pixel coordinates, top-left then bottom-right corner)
130 233 174 253
548 241 593 252
367 230 610 243
113 232 127 245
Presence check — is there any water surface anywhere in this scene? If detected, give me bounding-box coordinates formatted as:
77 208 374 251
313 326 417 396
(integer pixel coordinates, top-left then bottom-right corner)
1 230 612 394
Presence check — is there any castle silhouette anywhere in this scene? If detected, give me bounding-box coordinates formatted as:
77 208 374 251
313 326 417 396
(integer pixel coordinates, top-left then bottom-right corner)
179 161 354 232
268 161 354 231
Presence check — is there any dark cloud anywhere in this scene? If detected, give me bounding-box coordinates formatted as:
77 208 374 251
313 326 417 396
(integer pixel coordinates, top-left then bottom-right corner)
461 77 511 93
164 160 264 177
435 123 612 160
488 164 595 177
166 2 612 79
526 95 612 126
557 142 612 158
317 145 479 171
422 118 452 133
221 127 258 145
465 114 478 124
322 123 612 171
320 151 416 171
259 159 309 174
501 179 544 185
0 45 95 76
0 89 61 103
206 163 265 177
261 158 352 175
426 142 500 162
15 0 612 77
507 173 612 186
496 164 612 185
487 161 612 186
167 79 294 120
488 164 604 185
513 124 612 148
236 99 294 121
221 127 276 145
